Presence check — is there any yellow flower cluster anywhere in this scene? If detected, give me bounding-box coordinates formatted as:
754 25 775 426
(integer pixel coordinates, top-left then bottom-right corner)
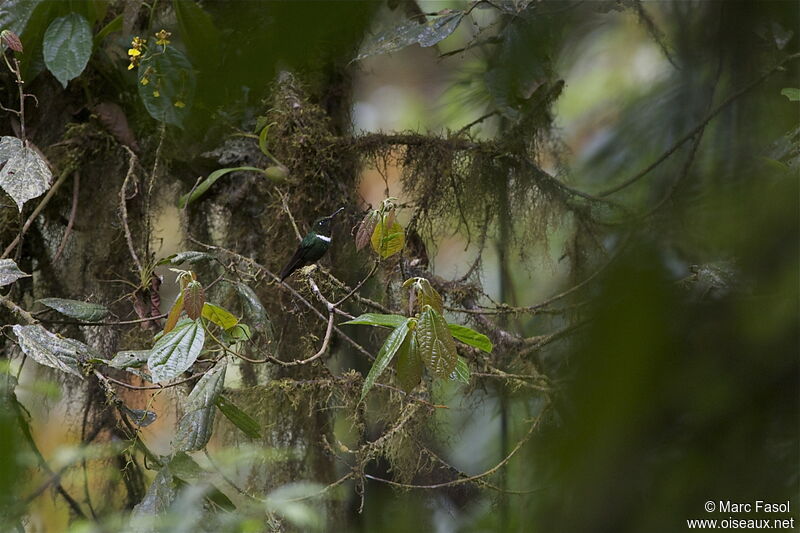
127 36 146 70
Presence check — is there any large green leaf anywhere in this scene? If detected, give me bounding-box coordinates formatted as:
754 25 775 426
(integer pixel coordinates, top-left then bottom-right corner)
147 318 205 383
130 467 176 520
215 394 262 439
38 297 110 322
236 282 272 338
416 306 458 378
0 136 52 211
137 45 196 127
395 329 423 393
0 259 29 287
173 0 221 70
361 318 410 400
451 355 471 384
0 0 42 36
355 11 464 61
12 324 97 378
447 323 493 353
177 166 266 207
342 313 407 328
42 13 92 88
173 361 226 452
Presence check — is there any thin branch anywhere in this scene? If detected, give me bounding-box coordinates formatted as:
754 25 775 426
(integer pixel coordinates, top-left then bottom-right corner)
598 52 800 197
0 292 36 324
119 146 143 273
94 369 206 391
365 403 550 490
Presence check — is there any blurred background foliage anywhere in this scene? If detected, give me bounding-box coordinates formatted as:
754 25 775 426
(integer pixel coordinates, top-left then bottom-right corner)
0 0 797 532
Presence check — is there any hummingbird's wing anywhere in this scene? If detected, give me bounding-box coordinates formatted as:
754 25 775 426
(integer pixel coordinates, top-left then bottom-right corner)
279 234 315 281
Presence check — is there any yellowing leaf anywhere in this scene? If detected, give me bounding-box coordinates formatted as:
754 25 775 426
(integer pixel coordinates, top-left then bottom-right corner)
163 293 184 334
370 218 405 259
201 302 239 330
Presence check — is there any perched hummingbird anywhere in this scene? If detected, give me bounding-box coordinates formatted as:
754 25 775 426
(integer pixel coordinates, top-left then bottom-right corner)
279 207 344 282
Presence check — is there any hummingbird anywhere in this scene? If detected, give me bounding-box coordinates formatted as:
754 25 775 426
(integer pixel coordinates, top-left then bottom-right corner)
279 207 344 282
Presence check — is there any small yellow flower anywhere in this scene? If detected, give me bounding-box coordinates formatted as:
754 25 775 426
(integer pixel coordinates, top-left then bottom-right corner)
131 36 146 49
155 29 171 46
174 100 185 108
140 77 149 85
127 62 136 70
153 90 160 97
127 48 141 58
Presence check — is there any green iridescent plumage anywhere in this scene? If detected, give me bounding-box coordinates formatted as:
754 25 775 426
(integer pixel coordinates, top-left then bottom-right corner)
279 208 343 281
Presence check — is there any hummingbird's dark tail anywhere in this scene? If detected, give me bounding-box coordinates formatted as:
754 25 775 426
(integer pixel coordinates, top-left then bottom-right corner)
279 248 306 281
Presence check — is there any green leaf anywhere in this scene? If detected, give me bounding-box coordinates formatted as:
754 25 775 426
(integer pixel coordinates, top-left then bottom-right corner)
395 329 423 393
355 11 464 61
108 349 149 369
147 318 205 383
177 166 266 207
416 306 458 378
202 302 239 330
12 324 97 379
223 323 251 343
92 12 121 49
447 323 493 353
38 297 110 322
342 313 408 328
137 45 196 127
215 394 262 439
371 219 405 258
0 136 53 211
258 121 274 157
361 318 411 400
158 250 215 266
174 361 226 452
130 467 176 519
173 0 221 70
167 452 236 511
450 356 471 384
781 88 800 102
236 282 272 337
0 0 42 37
43 13 92 88
0 258 30 287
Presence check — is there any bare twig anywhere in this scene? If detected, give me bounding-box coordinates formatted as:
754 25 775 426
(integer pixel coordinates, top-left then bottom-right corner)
598 52 800 197
365 403 550 490
0 292 36 324
119 146 143 273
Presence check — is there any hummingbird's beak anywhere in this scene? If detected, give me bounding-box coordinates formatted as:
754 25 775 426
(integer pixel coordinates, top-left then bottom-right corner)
326 207 344 219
